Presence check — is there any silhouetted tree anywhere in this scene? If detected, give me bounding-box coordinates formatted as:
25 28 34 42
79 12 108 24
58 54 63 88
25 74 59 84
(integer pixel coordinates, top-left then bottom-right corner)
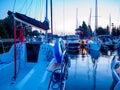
82 21 88 38
0 16 32 38
111 27 117 36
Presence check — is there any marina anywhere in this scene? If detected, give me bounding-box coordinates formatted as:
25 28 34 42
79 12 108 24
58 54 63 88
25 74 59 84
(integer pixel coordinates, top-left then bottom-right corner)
0 0 120 90
0 41 117 90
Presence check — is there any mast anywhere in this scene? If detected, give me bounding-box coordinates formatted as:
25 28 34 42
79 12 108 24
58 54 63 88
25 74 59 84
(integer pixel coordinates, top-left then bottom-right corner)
109 14 111 34
76 8 78 28
94 0 98 36
45 0 49 43
13 0 17 80
50 0 53 39
88 8 92 26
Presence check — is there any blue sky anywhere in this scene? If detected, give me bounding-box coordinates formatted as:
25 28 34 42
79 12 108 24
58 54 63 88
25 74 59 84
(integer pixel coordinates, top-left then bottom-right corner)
0 0 120 35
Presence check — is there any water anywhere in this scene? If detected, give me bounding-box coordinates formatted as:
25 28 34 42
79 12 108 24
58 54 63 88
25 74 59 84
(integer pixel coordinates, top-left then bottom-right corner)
66 53 114 90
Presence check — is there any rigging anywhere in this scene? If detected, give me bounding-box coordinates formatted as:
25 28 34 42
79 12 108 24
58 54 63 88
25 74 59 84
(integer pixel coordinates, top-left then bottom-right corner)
13 0 16 12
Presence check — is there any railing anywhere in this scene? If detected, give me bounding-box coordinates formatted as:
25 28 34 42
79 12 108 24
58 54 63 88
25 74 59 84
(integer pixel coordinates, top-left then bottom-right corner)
48 50 69 90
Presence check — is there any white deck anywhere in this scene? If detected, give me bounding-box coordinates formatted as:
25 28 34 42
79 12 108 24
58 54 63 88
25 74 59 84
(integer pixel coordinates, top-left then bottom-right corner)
0 42 56 90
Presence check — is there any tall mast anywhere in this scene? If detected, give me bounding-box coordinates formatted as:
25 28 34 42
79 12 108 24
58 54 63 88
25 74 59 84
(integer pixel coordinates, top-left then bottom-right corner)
109 14 111 34
50 0 53 39
88 8 92 26
76 8 78 28
94 0 98 36
45 0 48 20
45 0 48 42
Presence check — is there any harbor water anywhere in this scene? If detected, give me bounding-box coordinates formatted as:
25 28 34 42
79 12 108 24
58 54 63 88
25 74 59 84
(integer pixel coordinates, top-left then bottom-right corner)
66 52 115 90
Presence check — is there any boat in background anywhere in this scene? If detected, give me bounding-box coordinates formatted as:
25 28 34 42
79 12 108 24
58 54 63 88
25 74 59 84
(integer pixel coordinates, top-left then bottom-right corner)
111 55 120 82
111 45 120 89
97 35 115 55
87 37 101 51
66 35 80 54
87 0 101 52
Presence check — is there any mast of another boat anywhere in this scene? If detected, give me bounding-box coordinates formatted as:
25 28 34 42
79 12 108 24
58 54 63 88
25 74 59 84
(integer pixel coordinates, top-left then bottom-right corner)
88 8 92 27
94 0 98 37
109 14 111 34
76 8 78 29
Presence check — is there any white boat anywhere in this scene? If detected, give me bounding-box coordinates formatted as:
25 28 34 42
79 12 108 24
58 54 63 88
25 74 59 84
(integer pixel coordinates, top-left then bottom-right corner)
0 0 70 89
87 0 101 52
88 37 101 51
111 55 120 82
111 46 120 89
66 35 80 54
114 81 120 90
0 38 69 90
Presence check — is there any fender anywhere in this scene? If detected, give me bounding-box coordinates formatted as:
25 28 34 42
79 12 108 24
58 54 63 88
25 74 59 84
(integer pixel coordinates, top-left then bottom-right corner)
54 38 64 63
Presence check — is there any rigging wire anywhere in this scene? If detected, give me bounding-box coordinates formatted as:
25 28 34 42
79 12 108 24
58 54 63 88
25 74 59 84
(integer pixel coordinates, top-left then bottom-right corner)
13 0 16 12
26 0 33 15
35 0 40 20
35 0 38 19
19 0 27 12
40 0 44 21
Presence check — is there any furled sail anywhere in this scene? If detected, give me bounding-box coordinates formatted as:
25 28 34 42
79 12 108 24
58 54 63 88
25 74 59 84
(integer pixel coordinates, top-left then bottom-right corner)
8 11 49 30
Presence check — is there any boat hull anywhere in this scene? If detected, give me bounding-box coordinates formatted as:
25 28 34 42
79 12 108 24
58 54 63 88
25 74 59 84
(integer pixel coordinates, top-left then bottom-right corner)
111 56 120 83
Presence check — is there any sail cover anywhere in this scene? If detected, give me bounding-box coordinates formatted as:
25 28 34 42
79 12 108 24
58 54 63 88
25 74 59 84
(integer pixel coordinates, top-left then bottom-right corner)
8 11 49 30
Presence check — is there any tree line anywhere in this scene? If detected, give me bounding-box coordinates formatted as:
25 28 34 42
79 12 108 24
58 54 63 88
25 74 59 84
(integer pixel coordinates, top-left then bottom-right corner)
0 16 42 39
78 21 120 38
0 16 120 39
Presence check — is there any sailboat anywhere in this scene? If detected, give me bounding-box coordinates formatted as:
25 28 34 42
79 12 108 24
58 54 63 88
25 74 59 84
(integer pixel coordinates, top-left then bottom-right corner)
0 0 69 90
88 0 101 52
111 45 120 89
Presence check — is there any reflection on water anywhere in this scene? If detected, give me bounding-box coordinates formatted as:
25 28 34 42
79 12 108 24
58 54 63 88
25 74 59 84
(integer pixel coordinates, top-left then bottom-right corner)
89 50 99 90
66 50 114 90
87 56 90 82
92 59 97 90
89 49 100 61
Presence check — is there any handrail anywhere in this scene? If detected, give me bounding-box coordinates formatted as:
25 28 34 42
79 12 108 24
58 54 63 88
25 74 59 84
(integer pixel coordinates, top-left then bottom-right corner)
48 49 69 90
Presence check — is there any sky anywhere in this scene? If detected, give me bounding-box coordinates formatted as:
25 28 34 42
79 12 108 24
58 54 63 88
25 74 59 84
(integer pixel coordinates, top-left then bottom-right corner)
0 0 120 35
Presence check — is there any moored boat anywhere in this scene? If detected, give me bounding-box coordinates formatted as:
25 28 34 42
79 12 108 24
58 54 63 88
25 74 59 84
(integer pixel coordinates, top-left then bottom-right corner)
114 81 120 90
111 55 120 83
87 37 101 51
0 38 69 90
66 35 80 54
111 45 120 89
